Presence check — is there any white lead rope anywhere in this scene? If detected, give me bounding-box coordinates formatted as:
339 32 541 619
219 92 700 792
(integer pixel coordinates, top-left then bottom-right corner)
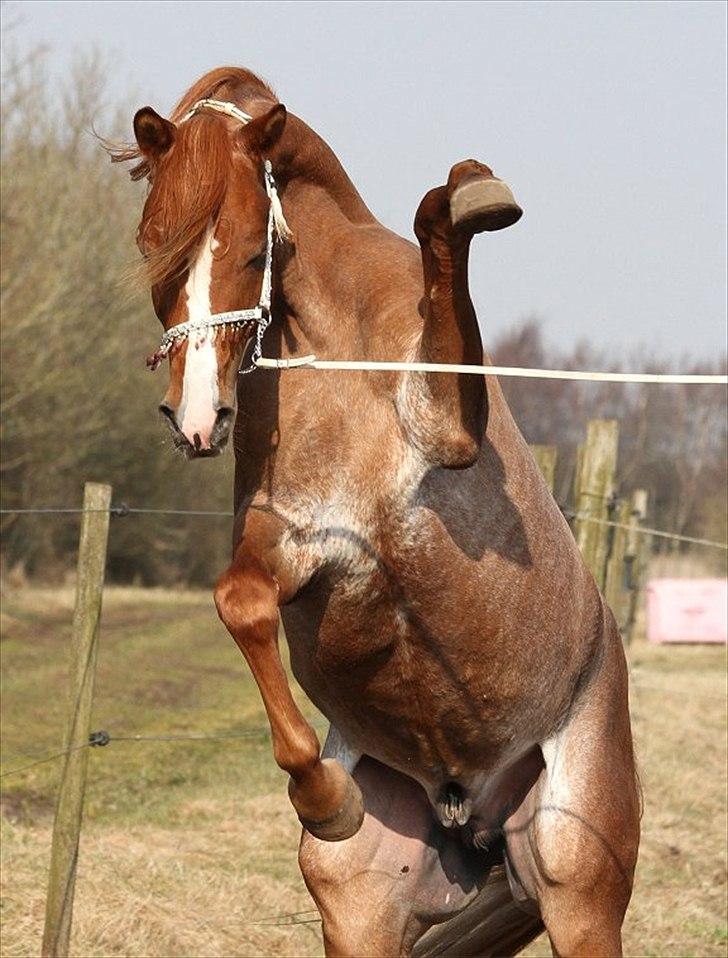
255 355 727 385
153 97 725 389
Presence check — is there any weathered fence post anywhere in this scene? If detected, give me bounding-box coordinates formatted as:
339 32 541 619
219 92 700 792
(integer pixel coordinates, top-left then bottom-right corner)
573 444 585 501
624 488 649 644
626 489 649 561
530 445 558 493
42 482 112 958
574 420 619 590
604 497 631 631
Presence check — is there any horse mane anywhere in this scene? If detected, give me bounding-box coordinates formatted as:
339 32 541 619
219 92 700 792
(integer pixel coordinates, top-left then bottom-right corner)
106 67 279 286
108 67 278 180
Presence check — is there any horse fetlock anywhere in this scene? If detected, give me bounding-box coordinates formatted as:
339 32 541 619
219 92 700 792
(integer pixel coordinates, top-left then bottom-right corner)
289 757 365 842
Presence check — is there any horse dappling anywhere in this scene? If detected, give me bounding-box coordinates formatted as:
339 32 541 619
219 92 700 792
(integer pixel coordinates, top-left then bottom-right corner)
113 66 640 956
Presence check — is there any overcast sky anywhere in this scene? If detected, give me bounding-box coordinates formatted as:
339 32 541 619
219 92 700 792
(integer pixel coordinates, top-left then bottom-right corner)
5 0 727 361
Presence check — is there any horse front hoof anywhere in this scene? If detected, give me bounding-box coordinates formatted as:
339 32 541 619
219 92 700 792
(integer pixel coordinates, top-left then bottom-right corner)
292 760 365 841
450 174 523 233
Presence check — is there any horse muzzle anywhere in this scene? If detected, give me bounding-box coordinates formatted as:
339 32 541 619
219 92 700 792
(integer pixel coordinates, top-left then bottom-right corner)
159 402 235 458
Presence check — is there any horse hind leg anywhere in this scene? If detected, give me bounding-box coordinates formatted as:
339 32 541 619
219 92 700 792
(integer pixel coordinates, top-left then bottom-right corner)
505 615 640 956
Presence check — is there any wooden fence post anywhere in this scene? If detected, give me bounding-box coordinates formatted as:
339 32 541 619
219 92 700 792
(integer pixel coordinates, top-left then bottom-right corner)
530 445 557 493
604 497 631 631
626 489 649 561
42 482 112 958
574 420 619 590
573 444 585 503
624 489 649 644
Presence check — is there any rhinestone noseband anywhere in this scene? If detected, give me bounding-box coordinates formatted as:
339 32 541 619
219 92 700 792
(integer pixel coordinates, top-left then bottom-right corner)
146 100 286 375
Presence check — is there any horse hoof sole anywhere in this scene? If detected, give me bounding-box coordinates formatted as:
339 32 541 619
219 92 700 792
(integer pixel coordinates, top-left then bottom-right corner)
450 178 523 233
297 774 365 842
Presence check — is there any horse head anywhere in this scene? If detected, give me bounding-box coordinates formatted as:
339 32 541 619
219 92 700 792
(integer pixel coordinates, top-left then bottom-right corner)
131 100 288 457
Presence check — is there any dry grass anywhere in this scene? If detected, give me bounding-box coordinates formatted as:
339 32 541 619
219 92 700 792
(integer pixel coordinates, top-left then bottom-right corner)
1 586 726 957
1 802 321 958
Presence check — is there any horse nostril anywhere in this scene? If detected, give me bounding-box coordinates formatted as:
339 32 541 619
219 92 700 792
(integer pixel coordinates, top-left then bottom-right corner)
159 403 175 423
215 406 235 425
213 407 235 439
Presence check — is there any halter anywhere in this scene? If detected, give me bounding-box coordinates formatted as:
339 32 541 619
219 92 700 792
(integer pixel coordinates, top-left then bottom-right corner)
146 99 288 375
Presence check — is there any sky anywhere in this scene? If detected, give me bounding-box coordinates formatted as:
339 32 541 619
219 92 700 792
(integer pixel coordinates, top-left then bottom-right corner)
4 0 727 361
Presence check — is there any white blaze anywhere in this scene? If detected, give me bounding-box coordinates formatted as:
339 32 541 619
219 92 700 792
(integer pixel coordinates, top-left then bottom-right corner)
178 230 219 446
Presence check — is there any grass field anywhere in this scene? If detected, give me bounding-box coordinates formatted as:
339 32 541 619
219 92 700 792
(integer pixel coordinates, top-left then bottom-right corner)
1 586 726 957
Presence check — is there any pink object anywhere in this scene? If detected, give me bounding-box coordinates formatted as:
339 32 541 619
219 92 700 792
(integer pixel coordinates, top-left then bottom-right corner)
646 579 728 644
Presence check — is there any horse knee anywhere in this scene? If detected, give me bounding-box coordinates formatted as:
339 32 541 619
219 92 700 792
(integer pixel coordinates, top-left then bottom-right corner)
214 561 278 639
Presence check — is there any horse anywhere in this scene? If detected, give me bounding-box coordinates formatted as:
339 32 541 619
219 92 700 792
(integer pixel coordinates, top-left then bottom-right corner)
112 66 640 957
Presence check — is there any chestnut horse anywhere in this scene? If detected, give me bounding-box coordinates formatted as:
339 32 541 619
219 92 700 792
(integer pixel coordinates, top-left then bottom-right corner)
114 67 639 956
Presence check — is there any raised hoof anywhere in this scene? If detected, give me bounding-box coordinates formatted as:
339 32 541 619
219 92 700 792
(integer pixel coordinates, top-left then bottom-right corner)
295 765 365 842
450 177 523 233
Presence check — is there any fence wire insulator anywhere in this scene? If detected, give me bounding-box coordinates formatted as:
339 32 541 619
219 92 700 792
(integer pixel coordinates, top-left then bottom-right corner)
89 730 110 747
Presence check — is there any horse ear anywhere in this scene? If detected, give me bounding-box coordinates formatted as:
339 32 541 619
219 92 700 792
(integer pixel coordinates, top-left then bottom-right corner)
133 107 176 160
241 104 287 156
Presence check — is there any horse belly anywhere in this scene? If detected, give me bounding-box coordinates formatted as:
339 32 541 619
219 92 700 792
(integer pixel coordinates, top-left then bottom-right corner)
282 581 536 788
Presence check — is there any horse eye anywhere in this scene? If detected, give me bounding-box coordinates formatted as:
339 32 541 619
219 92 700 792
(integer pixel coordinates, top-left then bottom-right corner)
246 249 267 269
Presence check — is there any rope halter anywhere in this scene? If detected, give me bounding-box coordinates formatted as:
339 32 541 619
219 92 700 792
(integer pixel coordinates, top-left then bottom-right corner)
146 99 290 375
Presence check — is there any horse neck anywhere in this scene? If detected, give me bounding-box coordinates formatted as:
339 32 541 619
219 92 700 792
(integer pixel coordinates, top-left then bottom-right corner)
272 117 385 352
280 115 375 226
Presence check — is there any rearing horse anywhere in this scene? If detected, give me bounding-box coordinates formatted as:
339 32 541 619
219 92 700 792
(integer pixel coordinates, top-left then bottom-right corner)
115 66 639 956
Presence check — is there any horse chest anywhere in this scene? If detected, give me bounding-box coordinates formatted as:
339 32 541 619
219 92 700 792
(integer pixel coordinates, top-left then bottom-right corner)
280 500 489 745
275 488 414 652
277 484 581 787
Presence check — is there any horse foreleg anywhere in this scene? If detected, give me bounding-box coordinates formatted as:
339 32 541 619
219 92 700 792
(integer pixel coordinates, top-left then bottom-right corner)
407 160 522 467
214 554 364 841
